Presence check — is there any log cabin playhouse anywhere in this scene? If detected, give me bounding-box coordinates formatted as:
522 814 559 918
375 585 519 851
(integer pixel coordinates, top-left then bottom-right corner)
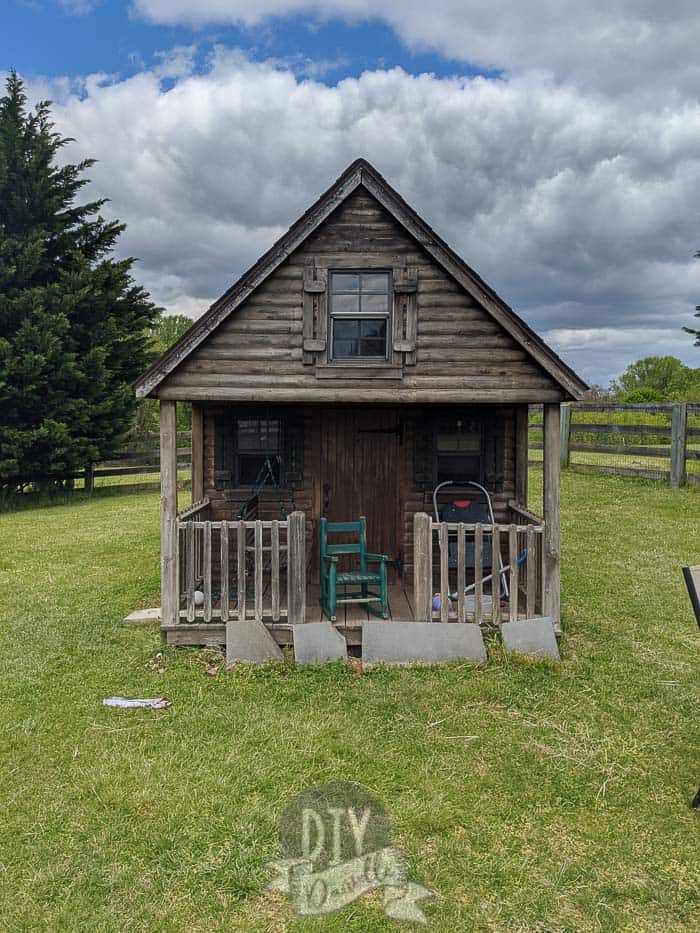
135 159 587 649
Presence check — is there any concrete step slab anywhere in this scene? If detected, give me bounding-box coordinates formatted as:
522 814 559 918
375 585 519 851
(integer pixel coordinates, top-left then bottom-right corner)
226 620 284 665
500 617 560 660
362 621 486 667
292 622 348 665
124 608 161 625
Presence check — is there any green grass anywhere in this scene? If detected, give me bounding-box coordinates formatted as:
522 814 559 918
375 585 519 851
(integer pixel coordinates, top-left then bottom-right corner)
0 473 698 931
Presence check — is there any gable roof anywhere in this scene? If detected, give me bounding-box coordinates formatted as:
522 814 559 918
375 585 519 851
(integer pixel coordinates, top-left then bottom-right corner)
135 158 587 399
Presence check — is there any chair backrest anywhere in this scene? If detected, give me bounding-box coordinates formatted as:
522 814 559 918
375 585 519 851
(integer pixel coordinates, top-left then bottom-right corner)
320 517 368 573
683 565 700 627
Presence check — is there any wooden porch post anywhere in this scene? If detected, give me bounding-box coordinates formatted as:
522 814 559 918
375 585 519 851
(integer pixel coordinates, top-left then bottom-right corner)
191 403 204 503
160 400 179 628
287 511 307 624
413 512 433 622
515 405 529 506
542 403 561 629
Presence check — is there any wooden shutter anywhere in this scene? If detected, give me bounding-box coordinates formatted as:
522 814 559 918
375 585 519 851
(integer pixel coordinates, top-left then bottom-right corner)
412 414 434 491
214 417 235 490
282 414 304 484
302 261 328 364
392 266 418 365
483 416 505 490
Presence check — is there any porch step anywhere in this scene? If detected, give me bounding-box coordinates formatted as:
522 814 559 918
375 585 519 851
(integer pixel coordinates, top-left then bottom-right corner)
362 621 487 666
226 620 284 665
500 617 560 660
292 622 348 665
124 608 161 625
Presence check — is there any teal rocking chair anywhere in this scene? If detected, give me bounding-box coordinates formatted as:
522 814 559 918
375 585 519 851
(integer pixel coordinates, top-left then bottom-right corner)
320 516 389 622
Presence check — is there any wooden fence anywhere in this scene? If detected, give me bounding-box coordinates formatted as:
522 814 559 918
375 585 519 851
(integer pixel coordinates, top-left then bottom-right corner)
81 431 192 493
530 402 700 488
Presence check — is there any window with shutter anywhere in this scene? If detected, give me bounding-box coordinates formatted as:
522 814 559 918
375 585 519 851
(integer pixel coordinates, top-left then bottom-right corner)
214 412 304 489
412 413 504 492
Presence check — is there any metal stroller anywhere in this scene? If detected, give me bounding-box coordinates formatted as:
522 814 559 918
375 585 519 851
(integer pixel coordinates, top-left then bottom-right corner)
432 480 510 605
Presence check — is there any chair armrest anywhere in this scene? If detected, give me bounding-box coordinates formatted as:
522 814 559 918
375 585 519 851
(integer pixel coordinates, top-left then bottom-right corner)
365 553 389 563
322 554 339 563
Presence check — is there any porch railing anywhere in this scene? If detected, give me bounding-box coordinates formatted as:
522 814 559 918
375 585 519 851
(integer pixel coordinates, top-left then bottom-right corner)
175 508 306 624
413 506 546 624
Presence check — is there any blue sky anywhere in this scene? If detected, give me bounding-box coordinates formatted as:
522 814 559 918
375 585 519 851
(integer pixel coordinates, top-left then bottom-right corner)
3 0 699 384
4 0 489 87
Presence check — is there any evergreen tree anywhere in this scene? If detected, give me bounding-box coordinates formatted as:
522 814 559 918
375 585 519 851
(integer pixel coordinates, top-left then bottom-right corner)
0 72 159 493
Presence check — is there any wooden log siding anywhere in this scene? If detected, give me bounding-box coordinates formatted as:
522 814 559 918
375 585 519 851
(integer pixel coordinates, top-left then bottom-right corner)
158 189 565 403
176 518 290 623
427 517 546 623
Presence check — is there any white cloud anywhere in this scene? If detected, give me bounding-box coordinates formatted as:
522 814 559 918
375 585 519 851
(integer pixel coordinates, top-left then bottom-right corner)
33 49 700 385
130 0 700 97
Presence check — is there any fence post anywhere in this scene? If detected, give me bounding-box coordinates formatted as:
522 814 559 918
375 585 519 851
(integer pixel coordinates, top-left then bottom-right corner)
413 512 433 622
670 402 688 488
287 511 306 625
84 463 94 493
560 403 572 469
160 400 179 628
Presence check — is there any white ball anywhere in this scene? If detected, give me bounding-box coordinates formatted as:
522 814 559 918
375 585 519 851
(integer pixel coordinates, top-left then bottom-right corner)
194 590 205 606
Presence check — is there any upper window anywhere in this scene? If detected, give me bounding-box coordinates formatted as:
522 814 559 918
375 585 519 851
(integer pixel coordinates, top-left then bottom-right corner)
329 271 390 360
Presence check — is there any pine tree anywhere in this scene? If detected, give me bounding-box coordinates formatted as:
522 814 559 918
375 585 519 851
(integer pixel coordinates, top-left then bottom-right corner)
0 72 159 494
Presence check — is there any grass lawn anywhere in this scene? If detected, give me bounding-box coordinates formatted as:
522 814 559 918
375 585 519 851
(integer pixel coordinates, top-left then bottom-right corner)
0 471 698 931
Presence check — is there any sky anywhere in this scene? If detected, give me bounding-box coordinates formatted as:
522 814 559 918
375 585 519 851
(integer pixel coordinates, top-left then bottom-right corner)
3 0 700 386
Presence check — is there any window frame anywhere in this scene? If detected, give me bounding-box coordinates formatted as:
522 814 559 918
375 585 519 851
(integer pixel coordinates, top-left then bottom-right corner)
432 417 485 486
328 269 393 363
234 415 283 488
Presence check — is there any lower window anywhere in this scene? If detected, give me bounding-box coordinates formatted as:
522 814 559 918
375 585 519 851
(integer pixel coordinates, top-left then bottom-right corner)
236 417 281 485
434 418 483 484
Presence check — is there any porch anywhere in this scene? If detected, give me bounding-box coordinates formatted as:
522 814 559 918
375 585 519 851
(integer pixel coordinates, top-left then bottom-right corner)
161 495 552 648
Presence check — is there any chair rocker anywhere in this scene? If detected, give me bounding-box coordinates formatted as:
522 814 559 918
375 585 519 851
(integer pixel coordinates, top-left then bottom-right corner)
320 516 389 622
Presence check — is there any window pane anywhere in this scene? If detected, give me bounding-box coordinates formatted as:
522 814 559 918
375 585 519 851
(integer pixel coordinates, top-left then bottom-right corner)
332 293 360 314
333 337 359 357
239 454 279 486
361 293 390 314
436 432 481 453
436 454 481 484
359 319 387 357
332 273 359 292
237 419 260 451
238 418 280 452
361 272 389 293
334 319 359 341
360 319 386 339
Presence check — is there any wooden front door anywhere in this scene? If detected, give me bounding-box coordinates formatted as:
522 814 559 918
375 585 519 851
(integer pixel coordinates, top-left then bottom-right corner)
320 408 402 581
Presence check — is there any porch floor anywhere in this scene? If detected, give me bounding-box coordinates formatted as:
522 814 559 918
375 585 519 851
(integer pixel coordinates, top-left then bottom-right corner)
305 583 416 625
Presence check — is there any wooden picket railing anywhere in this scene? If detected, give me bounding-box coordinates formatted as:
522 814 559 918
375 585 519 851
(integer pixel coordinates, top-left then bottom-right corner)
175 510 306 625
412 509 546 624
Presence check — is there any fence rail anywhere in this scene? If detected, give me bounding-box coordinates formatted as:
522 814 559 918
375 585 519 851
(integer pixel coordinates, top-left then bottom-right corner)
530 402 700 487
